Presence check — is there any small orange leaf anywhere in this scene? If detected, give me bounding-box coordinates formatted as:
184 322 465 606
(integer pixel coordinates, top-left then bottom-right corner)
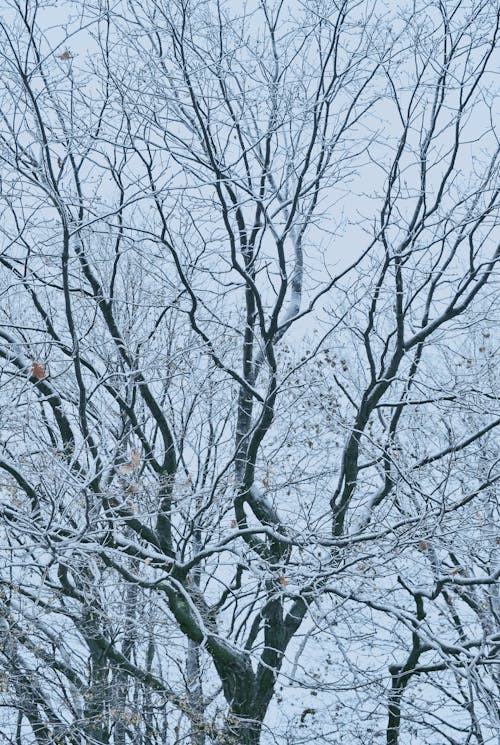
279 574 288 587
31 362 46 380
119 463 133 475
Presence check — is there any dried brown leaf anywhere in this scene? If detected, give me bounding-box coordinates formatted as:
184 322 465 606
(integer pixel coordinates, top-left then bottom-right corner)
130 448 140 471
31 362 46 380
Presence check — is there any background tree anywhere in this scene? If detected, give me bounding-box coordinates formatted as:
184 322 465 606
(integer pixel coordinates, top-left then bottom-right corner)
0 0 498 743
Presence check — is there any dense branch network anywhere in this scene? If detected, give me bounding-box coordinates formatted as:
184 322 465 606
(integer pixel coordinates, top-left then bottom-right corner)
0 1 498 744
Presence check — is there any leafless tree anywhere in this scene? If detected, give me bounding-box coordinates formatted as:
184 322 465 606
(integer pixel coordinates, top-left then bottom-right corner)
0 1 499 743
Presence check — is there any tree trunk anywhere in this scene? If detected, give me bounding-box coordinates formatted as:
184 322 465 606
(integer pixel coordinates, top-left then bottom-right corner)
187 638 206 745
